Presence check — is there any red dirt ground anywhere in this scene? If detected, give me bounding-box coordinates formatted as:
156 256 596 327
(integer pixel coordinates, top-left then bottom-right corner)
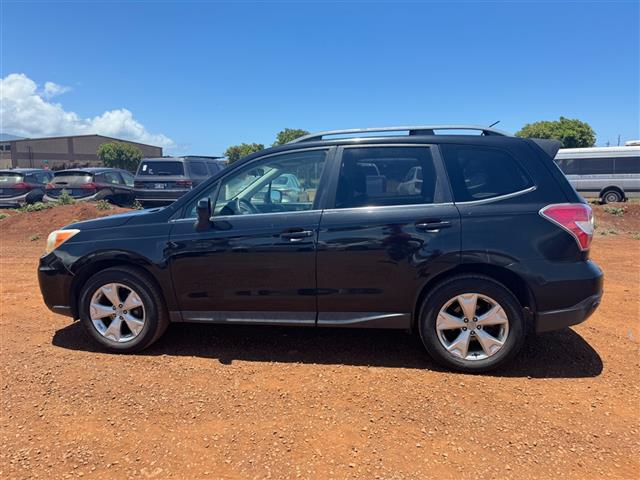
1 203 639 479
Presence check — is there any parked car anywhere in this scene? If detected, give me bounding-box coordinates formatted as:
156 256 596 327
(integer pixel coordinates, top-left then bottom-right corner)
38 125 603 373
258 173 304 203
0 168 54 207
554 146 640 203
133 156 225 207
43 167 135 206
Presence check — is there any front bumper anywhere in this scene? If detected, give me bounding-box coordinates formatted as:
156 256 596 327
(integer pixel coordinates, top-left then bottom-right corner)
38 252 75 318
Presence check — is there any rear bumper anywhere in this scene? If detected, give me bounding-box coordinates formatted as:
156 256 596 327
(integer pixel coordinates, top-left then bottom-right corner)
43 193 99 203
0 191 35 206
535 292 602 333
38 252 75 318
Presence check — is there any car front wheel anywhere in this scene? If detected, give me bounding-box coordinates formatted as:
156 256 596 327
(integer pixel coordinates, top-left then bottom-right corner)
78 266 169 352
419 275 525 373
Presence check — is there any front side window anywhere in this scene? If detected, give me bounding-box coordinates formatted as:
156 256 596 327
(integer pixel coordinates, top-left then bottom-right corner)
185 149 327 218
334 147 439 208
441 145 533 202
99 172 123 185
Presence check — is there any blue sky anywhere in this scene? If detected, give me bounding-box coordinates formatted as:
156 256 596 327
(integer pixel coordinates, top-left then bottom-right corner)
1 1 639 155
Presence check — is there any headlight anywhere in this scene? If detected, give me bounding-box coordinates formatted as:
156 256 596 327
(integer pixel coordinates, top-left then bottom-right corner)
45 229 80 254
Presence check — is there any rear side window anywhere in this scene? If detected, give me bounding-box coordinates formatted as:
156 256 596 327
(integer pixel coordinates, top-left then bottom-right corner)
441 145 533 202
188 161 208 177
97 172 123 185
207 162 222 175
615 156 640 174
334 147 439 208
138 161 184 176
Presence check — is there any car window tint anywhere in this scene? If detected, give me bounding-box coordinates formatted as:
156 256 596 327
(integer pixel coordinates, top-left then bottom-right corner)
334 147 438 208
441 145 533 202
207 163 221 175
99 172 122 184
614 156 640 174
138 161 184 176
579 158 614 175
121 171 134 186
555 158 580 175
189 161 208 177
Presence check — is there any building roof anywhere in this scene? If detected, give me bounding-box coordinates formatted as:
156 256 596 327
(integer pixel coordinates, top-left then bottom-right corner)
6 133 162 149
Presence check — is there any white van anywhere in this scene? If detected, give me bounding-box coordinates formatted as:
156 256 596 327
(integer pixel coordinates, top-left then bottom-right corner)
554 146 640 203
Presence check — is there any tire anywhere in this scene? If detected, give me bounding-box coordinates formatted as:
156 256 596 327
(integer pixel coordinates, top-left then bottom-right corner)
601 189 623 204
78 266 169 352
418 275 525 373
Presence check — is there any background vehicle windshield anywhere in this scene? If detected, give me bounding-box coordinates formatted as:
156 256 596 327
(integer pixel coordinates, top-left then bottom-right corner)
138 161 185 176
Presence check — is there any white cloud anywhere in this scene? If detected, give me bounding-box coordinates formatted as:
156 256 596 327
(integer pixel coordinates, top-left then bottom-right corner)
42 81 71 98
0 73 174 147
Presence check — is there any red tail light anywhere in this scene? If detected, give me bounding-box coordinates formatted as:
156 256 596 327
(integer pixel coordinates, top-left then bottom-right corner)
540 203 594 251
176 180 193 188
12 182 29 190
45 183 55 190
80 182 98 190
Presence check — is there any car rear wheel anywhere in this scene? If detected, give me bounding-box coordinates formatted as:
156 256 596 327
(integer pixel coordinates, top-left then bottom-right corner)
78 266 169 352
418 275 525 373
601 189 623 204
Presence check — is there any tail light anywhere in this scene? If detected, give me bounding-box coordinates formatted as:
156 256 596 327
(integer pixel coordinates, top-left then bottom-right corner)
80 182 98 190
176 180 193 188
12 182 29 190
45 183 55 190
540 203 594 251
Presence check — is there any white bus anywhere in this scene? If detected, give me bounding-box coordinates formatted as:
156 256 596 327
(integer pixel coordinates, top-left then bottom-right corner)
554 146 640 203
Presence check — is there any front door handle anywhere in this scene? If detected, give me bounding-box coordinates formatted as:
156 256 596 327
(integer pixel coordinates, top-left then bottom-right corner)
281 229 314 241
415 220 451 231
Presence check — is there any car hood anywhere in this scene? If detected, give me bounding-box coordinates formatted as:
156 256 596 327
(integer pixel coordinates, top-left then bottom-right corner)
64 208 162 231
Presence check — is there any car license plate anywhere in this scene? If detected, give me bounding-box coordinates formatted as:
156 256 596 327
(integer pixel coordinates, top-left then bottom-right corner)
154 183 166 189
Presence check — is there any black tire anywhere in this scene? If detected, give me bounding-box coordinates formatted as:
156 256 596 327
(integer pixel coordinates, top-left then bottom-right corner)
78 266 169 352
601 189 623 204
418 275 525 373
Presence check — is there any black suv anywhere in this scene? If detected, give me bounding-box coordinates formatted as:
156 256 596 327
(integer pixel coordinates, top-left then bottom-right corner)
38 126 603 372
133 156 225 207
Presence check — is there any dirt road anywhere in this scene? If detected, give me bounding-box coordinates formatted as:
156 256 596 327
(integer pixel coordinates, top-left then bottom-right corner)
1 204 639 479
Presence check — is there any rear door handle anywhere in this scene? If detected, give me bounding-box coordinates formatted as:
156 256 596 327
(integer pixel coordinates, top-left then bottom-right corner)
415 220 451 231
281 229 314 241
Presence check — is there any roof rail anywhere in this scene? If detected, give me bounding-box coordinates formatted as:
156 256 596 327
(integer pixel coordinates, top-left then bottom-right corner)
289 125 510 144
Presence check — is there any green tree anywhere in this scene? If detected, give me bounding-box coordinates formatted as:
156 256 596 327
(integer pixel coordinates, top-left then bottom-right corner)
515 117 596 148
97 142 143 171
273 128 309 146
224 143 265 163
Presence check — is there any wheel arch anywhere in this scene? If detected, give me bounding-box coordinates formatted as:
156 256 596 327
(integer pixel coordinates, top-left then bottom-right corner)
412 263 536 332
69 253 168 318
599 185 626 201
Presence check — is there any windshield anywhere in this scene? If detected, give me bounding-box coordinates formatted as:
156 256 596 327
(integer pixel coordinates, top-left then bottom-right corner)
0 173 24 184
138 161 184 176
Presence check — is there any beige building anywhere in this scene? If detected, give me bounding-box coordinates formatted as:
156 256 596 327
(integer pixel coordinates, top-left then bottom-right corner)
0 134 163 170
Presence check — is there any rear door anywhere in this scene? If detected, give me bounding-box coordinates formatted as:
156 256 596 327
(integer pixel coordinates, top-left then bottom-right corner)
316 144 460 328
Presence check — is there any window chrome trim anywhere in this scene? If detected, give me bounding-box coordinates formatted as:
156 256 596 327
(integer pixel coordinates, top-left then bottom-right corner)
171 207 322 222
453 185 537 205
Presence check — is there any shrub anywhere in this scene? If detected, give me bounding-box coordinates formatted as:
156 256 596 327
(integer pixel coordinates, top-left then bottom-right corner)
0 213 8 220
132 200 144 210
57 189 76 205
95 199 112 211
603 206 625 216
30 235 40 241
20 202 54 213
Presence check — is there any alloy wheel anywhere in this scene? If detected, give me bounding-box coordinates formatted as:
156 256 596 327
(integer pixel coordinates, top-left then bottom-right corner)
435 293 509 361
89 283 146 343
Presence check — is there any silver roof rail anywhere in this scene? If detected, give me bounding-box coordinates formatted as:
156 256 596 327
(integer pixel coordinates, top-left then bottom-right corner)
289 125 510 144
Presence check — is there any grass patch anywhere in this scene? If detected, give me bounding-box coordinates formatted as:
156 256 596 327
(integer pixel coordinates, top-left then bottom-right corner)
95 199 112 211
632 233 640 241
599 229 619 236
0 213 8 220
56 189 76 205
604 206 625 216
132 200 144 210
30 235 40 241
19 202 54 213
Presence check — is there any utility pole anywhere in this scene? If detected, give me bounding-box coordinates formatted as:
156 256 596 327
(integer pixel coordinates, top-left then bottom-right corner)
617 135 621 146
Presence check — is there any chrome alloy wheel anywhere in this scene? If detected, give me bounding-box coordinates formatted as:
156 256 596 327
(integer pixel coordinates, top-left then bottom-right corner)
89 283 145 343
435 293 509 361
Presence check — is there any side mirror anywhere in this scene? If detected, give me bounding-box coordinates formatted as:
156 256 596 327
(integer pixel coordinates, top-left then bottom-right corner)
270 190 283 204
195 198 212 231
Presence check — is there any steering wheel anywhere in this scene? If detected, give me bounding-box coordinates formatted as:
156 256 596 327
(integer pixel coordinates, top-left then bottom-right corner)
226 197 259 215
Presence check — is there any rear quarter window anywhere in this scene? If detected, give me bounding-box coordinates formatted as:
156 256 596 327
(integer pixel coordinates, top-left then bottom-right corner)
188 161 208 177
441 144 533 202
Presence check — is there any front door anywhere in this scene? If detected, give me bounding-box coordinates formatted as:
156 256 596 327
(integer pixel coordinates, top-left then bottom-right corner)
168 148 331 325
316 145 461 328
